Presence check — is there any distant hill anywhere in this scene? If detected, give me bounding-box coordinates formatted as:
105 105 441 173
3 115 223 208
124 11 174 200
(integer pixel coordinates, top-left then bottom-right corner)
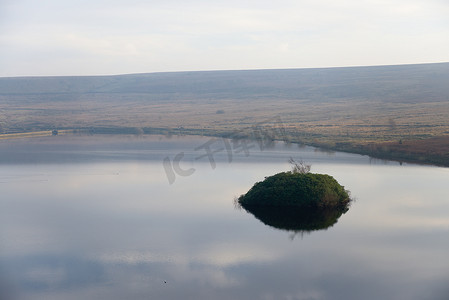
1 63 448 103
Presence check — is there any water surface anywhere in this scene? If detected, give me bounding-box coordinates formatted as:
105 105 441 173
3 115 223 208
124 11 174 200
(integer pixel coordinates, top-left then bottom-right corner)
1 135 448 300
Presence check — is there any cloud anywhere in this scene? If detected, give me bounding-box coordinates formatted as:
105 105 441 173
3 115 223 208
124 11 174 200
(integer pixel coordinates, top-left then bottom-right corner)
1 0 448 76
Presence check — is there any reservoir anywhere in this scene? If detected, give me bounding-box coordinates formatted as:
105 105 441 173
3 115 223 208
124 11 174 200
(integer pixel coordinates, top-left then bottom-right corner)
1 135 448 300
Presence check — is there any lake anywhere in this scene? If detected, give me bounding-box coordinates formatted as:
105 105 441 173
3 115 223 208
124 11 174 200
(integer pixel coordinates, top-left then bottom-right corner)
1 134 448 300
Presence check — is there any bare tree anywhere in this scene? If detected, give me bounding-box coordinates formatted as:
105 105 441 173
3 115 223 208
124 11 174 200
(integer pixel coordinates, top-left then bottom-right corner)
288 157 311 174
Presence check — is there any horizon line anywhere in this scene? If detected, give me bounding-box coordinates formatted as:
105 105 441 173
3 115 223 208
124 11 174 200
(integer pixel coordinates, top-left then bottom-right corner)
1 61 448 79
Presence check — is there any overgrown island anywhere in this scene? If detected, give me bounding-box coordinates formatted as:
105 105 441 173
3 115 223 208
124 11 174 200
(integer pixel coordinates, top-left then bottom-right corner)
237 160 352 232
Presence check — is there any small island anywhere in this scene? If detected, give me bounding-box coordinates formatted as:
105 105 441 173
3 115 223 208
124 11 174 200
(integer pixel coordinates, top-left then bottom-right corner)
238 159 351 209
237 159 352 232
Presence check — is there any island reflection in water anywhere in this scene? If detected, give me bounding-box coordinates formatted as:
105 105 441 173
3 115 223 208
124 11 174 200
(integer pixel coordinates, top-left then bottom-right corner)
240 204 349 233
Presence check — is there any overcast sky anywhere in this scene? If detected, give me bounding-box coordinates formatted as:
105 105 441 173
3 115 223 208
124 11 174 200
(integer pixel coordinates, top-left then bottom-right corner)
0 0 448 77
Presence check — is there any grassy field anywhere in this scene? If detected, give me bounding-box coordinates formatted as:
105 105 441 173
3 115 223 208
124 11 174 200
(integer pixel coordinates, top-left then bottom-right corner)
1 63 448 166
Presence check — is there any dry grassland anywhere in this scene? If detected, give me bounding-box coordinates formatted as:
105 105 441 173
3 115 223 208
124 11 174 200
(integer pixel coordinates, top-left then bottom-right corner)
1 64 448 165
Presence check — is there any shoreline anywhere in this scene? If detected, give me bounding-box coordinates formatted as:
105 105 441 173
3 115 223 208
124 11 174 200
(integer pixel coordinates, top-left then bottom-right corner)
1 127 448 168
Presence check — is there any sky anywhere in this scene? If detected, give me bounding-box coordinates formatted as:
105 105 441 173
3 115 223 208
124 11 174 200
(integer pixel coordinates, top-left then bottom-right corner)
0 0 448 77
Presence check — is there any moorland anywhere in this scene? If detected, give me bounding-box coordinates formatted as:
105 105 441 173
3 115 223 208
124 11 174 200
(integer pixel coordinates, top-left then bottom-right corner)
0 62 448 166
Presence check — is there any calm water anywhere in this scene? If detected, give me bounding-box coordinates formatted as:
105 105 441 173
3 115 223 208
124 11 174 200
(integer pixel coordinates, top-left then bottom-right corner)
1 135 448 300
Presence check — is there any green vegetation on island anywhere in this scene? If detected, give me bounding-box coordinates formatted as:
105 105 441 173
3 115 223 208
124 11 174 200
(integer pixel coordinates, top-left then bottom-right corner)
237 160 352 232
238 160 351 210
